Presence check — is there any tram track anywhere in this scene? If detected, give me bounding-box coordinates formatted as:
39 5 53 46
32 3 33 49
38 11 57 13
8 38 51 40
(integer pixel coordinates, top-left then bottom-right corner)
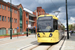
19 35 66 50
30 43 53 50
30 44 39 50
47 45 52 50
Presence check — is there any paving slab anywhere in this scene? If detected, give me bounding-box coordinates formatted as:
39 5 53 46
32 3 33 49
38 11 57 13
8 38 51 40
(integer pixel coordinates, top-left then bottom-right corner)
61 33 75 50
0 34 37 50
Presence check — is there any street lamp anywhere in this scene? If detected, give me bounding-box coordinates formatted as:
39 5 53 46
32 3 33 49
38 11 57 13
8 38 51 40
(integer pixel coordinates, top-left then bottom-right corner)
10 0 12 39
26 21 28 37
54 11 60 17
65 0 69 39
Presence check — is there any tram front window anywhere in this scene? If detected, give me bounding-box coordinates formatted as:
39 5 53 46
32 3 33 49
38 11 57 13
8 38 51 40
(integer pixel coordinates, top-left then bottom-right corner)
37 20 53 32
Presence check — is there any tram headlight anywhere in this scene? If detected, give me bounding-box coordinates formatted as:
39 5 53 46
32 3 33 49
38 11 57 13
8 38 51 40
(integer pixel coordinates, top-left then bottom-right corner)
37 33 40 37
49 33 53 37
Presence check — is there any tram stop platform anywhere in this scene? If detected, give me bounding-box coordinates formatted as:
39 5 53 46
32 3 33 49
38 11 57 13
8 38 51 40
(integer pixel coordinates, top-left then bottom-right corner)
61 33 75 50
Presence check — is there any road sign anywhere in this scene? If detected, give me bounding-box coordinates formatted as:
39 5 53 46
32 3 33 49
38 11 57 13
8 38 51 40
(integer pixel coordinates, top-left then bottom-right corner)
17 27 19 29
35 26 36 29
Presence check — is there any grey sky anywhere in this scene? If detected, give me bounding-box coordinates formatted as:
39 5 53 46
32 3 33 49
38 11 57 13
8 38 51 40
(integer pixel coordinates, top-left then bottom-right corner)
3 0 75 27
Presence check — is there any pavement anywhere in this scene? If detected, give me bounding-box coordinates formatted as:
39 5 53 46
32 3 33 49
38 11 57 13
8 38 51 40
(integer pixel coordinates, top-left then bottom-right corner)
0 34 37 50
0 32 75 50
61 32 75 50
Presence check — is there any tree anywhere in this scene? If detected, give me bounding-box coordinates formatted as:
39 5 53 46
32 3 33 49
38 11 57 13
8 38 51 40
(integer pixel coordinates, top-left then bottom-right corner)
68 24 73 30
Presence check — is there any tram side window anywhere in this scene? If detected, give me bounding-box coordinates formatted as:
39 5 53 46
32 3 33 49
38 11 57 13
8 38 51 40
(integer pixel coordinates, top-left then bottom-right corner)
53 20 58 30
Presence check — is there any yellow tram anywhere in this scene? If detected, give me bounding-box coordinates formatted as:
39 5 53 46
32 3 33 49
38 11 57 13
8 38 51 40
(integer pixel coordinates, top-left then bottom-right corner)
37 14 64 43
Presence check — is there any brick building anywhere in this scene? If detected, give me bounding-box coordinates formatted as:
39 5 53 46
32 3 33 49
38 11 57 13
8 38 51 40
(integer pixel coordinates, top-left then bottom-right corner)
17 4 37 33
0 0 19 35
34 7 46 16
0 0 37 35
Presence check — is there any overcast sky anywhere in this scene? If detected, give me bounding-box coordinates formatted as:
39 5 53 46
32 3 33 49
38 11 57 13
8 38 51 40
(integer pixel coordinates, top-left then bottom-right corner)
3 0 75 27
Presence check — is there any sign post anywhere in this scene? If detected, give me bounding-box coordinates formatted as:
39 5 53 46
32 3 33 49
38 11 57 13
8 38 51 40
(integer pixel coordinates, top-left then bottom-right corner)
17 27 19 38
35 26 36 38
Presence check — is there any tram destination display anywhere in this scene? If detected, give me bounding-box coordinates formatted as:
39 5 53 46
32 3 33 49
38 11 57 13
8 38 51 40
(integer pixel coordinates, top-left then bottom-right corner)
38 16 52 20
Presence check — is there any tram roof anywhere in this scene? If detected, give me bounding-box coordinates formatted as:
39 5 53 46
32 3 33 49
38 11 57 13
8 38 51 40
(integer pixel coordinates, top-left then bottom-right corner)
38 14 58 20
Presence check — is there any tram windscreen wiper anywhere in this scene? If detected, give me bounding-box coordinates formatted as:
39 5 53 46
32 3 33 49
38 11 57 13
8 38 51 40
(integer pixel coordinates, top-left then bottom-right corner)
39 25 45 34
43 32 45 35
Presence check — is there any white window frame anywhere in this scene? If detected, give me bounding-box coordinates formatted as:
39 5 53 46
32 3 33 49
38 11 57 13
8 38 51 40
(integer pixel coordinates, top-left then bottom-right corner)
26 13 28 18
8 7 10 11
0 4 1 8
5 16 6 21
2 16 4 21
5 6 6 10
2 5 4 9
0 15 1 21
14 10 17 13
8 17 10 22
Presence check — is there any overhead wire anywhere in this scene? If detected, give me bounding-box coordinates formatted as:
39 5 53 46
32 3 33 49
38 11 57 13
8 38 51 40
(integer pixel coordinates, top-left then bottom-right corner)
50 0 59 9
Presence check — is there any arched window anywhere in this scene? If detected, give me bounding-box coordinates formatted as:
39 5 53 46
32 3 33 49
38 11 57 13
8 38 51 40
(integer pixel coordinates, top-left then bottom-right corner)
8 28 13 34
0 28 6 35
14 28 17 34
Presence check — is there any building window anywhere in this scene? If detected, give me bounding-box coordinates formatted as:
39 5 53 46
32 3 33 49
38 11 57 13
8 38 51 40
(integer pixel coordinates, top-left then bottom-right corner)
0 28 6 35
2 16 4 21
15 19 17 23
2 5 4 9
14 19 17 23
5 16 6 21
29 22 31 24
0 4 1 8
12 18 13 22
39 12 40 14
8 17 10 22
5 6 6 10
10 8 12 11
14 19 15 23
14 10 17 13
8 7 10 11
29 16 33 20
26 13 28 18
26 21 28 24
0 15 1 21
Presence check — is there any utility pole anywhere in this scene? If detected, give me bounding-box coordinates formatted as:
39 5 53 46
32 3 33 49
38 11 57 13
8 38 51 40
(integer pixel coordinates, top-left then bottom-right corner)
10 0 12 39
65 0 69 39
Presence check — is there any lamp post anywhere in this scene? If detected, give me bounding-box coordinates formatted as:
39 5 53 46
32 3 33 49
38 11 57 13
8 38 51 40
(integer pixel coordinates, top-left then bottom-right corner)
54 11 60 17
26 21 28 37
65 0 69 39
10 0 12 39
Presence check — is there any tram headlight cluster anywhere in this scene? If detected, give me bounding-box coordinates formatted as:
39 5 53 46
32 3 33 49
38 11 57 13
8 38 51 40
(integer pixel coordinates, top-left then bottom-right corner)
49 33 53 37
37 33 40 37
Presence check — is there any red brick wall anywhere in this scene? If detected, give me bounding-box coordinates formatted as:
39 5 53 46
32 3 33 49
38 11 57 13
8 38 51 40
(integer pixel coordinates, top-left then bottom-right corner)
22 10 29 32
36 7 46 16
33 17 37 33
33 12 36 16
0 2 38 34
0 2 19 34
